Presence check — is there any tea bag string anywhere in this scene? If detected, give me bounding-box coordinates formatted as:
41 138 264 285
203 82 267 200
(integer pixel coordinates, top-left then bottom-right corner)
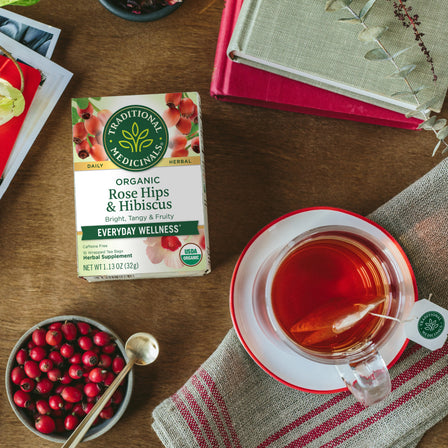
368 294 433 324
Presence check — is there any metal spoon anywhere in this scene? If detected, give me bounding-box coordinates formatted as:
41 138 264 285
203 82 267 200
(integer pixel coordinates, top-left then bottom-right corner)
62 332 159 448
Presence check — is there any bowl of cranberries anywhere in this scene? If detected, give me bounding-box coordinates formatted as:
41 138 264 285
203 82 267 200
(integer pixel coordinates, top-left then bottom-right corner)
6 315 133 442
98 0 183 22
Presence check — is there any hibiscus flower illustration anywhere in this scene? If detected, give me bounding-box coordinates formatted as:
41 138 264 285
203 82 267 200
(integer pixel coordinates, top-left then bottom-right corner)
144 229 206 268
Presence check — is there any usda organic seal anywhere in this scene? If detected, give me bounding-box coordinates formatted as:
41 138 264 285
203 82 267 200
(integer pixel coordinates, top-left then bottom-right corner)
180 243 202 267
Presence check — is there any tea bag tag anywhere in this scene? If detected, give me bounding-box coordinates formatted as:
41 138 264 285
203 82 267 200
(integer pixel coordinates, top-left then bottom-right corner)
404 299 448 351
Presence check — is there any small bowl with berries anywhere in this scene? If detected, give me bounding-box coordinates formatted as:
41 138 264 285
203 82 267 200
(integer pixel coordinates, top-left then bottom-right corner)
98 0 183 22
5 315 133 442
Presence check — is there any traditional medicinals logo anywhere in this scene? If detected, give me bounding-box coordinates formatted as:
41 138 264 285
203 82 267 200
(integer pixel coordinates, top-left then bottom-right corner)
418 311 445 339
104 105 168 172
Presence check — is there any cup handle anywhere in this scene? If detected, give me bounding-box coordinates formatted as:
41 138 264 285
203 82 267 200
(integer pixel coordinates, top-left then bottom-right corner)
335 350 391 406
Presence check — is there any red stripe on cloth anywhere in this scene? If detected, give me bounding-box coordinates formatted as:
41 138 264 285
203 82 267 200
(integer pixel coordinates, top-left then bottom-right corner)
192 374 233 448
181 384 221 448
283 344 448 447
199 368 243 448
257 392 352 448
259 343 442 447
321 364 448 448
172 390 210 447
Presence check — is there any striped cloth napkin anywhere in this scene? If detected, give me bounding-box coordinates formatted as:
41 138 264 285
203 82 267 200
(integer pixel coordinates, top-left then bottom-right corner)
152 159 448 448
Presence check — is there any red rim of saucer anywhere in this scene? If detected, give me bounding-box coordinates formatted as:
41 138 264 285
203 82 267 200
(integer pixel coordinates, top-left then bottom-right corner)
229 206 418 394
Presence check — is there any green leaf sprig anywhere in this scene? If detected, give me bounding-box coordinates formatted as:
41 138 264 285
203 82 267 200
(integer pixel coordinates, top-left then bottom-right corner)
325 0 448 156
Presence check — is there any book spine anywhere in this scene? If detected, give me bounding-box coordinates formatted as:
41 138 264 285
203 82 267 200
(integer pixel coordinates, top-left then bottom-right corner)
227 0 259 60
210 0 243 97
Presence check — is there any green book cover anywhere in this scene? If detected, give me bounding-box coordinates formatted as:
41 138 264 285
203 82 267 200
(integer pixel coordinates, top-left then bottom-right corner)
227 0 448 115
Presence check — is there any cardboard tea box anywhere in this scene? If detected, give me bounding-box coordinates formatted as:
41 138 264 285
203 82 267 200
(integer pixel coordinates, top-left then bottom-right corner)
72 92 210 281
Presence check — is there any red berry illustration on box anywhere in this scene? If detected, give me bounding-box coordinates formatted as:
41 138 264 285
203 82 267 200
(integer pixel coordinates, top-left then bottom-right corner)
72 97 111 162
163 92 201 157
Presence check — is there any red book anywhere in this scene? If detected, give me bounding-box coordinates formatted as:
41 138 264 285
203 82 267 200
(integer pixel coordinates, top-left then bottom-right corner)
210 0 422 130
0 55 41 177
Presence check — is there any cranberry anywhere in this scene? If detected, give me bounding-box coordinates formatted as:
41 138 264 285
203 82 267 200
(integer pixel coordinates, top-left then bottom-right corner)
99 353 112 369
35 415 56 434
100 406 114 420
15 348 28 365
61 321 78 341
61 386 83 403
49 350 64 366
68 364 84 380
32 328 47 347
11 366 26 385
47 368 62 382
102 342 116 354
89 367 106 383
69 352 82 365
78 336 93 351
112 388 124 405
84 382 101 398
24 360 41 379
72 403 85 418
29 346 47 362
59 372 73 385
112 356 125 374
39 358 53 373
60 342 75 359
93 331 111 347
48 394 64 410
64 414 79 431
46 329 63 346
36 399 51 415
36 378 53 395
77 321 91 335
19 377 35 392
82 350 98 367
13 390 31 408
104 371 115 386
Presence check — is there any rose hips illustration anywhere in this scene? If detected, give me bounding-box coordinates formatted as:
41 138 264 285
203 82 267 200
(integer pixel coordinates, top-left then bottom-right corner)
165 92 182 108
163 106 181 128
179 98 195 117
171 148 189 158
84 115 102 136
89 143 108 162
97 109 112 126
191 136 200 153
176 117 192 135
76 102 93 120
72 122 87 144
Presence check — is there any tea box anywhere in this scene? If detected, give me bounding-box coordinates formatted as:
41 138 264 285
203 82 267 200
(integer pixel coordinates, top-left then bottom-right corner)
72 92 210 281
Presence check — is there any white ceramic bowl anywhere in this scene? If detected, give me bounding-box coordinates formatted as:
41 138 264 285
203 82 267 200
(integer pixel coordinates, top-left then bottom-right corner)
6 315 133 443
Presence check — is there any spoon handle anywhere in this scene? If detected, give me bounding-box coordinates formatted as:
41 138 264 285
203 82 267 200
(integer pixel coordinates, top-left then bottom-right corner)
61 358 136 448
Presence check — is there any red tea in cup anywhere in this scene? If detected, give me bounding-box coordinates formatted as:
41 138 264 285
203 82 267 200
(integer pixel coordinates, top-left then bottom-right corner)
270 230 394 355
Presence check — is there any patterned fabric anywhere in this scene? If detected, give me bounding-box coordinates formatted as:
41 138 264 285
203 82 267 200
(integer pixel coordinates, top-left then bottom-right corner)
152 159 448 447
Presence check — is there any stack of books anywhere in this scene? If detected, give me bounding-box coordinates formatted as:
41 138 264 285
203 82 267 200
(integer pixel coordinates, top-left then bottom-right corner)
0 9 72 200
211 0 448 130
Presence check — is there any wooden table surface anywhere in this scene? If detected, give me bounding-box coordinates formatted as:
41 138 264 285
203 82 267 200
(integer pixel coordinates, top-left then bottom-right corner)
0 1 447 446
